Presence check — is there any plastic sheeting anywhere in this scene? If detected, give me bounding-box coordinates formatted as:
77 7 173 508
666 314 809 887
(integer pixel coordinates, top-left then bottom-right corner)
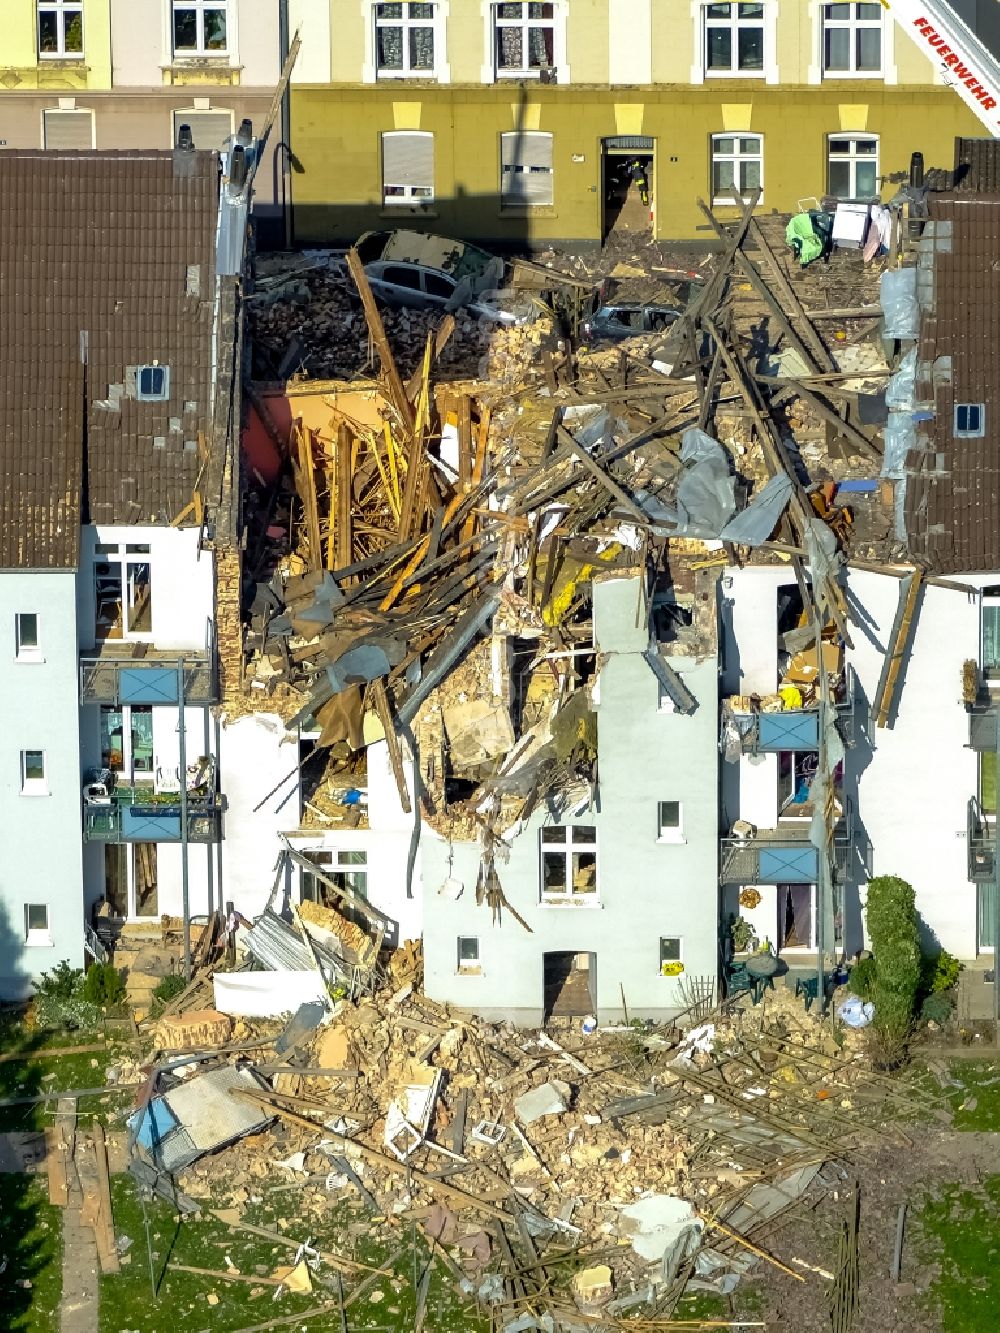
673 428 737 538
880 267 919 340
882 412 915 480
885 347 917 411
213 969 327 1017
719 473 793 547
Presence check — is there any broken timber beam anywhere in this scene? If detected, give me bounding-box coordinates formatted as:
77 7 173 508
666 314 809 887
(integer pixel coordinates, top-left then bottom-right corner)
371 678 412 814
345 248 414 431
872 567 924 729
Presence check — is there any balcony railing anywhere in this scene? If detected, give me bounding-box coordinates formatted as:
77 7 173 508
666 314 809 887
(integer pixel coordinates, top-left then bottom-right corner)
968 796 995 883
968 704 1000 754
80 654 217 707
720 811 855 885
725 666 858 756
83 794 224 844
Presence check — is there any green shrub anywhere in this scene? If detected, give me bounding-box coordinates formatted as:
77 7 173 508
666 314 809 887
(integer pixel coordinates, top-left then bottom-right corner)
920 991 955 1025
35 962 83 1003
848 956 877 1001
82 962 126 1008
920 948 962 997
152 974 187 1006
865 875 922 1039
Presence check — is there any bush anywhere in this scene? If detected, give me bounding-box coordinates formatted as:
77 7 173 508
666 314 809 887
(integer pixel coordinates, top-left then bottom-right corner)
82 962 126 1008
920 948 962 997
866 1019 913 1071
35 962 83 1003
848 956 877 1001
152 974 187 1006
920 991 955 1025
865 875 922 1039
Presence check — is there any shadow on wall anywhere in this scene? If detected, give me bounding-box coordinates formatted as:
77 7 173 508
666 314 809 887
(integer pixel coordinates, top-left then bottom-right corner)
841 673 875 957
285 86 542 255
0 901 55 1332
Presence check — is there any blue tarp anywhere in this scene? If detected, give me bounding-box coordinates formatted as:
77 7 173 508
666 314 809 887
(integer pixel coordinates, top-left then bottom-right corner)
132 1098 178 1152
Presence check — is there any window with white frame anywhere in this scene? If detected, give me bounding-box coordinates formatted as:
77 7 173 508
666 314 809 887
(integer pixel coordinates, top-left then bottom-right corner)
20 750 47 796
457 936 480 971
15 614 40 662
42 108 95 150
37 1 83 57
500 130 554 207
172 0 228 56
657 801 684 842
711 133 763 204
94 543 153 641
659 937 683 974
704 3 765 76
822 3 882 76
375 3 437 76
301 849 369 924
171 108 234 151
494 2 555 77
955 403 986 438
25 904 51 945
540 825 597 902
382 131 435 205
827 134 879 199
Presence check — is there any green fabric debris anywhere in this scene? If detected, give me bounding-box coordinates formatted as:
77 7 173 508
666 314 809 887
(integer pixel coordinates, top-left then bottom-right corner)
786 213 823 267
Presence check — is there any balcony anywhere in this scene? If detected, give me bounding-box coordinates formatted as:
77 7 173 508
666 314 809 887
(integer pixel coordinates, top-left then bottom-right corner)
968 796 995 883
720 816 855 886
80 648 217 707
83 790 224 844
724 666 858 756
968 703 1000 754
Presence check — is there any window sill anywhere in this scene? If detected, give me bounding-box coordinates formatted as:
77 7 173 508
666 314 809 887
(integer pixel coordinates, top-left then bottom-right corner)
25 934 53 948
14 655 45 665
539 898 602 909
822 71 885 80
20 788 49 799
500 206 557 219
376 72 442 82
656 835 687 846
38 55 87 64
704 69 766 79
712 198 764 210
167 54 232 63
457 966 483 976
379 209 438 221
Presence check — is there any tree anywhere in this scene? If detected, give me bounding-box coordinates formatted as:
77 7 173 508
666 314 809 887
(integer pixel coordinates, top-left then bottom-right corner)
864 874 922 1039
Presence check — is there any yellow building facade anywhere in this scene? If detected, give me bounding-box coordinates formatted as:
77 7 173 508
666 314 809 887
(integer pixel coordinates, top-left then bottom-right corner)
288 0 986 247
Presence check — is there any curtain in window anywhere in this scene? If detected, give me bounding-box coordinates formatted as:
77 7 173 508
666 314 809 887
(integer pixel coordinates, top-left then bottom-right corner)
378 26 403 68
409 25 434 68
527 26 553 66
984 605 1000 675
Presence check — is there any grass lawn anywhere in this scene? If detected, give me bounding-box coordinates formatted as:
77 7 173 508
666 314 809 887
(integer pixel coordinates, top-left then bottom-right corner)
100 1175 491 1333
925 1060 1000 1132
0 1019 135 1133
0 1175 62 1332
917 1176 1000 1332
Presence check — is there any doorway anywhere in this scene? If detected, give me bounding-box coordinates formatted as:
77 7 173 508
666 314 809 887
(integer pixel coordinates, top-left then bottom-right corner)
543 950 596 1018
777 883 815 951
103 842 158 919
601 137 654 241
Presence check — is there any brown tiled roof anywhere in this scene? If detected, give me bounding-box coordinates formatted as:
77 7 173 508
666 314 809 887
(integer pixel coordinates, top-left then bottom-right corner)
0 150 218 568
954 138 1000 194
905 194 1000 573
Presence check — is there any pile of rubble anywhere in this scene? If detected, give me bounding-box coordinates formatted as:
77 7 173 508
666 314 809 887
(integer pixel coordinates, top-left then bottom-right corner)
125 961 941 1327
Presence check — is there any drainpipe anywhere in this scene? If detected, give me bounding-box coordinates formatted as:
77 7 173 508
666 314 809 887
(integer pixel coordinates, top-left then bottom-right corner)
278 0 293 249
994 707 1000 1042
178 659 191 981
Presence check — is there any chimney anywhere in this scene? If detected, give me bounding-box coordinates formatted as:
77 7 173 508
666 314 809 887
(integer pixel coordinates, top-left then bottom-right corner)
229 144 248 192
236 118 253 147
909 151 924 188
177 122 194 151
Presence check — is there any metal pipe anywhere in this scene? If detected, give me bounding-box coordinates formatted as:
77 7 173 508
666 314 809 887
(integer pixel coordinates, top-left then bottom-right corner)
278 0 293 249
204 703 214 918
993 705 1000 1042
177 658 190 981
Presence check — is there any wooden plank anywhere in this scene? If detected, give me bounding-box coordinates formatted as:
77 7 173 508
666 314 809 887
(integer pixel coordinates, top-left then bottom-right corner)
557 427 649 523
456 394 473 494
335 422 353 572
404 314 455 402
45 1128 68 1207
371 678 412 815
345 248 413 431
92 1122 119 1274
873 568 924 729
746 215 835 373
786 379 882 463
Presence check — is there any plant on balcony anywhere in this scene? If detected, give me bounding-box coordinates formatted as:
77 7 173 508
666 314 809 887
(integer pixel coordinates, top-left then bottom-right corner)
864 874 922 1056
730 915 757 954
963 658 979 706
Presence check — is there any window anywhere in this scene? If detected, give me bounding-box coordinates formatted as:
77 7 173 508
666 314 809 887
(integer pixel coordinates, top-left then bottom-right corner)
500 131 554 208
20 750 47 796
704 3 765 76
457 936 480 972
659 937 683 975
136 365 170 401
981 751 996 818
375 3 436 76
94 543 153 641
494 2 554 77
100 706 154 781
657 801 684 842
37 1 83 57
983 594 1000 680
955 403 986 438
172 109 235 151
15 614 40 662
822 3 882 76
711 133 763 205
540 825 597 903
827 134 879 200
173 0 228 56
381 130 435 205
301 849 368 925
42 108 95 150
779 750 819 814
25 904 50 945
424 271 454 298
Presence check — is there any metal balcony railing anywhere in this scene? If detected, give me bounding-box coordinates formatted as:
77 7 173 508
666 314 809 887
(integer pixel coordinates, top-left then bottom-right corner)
83 794 224 844
726 665 858 756
968 796 995 883
80 655 217 707
720 806 855 886
968 704 1000 754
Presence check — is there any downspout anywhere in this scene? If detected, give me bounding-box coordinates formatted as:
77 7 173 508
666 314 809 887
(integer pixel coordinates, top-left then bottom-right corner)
279 0 293 249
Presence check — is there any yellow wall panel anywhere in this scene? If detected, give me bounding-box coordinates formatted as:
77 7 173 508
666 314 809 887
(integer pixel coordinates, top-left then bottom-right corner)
838 103 870 132
613 103 644 135
392 100 423 129
720 103 753 132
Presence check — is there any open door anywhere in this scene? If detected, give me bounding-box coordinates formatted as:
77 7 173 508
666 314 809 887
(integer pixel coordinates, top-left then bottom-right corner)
543 950 597 1018
601 136 654 242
